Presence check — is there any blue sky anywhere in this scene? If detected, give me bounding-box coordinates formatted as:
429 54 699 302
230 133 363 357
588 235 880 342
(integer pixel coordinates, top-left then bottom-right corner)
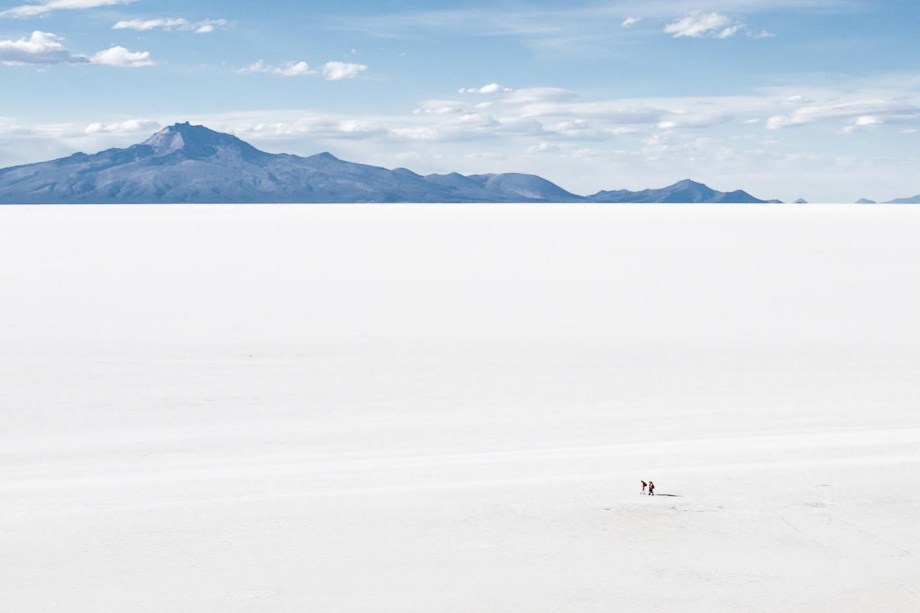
1 0 918 201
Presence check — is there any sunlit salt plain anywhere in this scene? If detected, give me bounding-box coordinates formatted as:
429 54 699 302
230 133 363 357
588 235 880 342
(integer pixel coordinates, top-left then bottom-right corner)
1 204 919 612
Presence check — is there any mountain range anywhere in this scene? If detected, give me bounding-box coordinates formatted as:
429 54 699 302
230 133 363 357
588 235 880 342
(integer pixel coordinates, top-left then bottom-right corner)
0 122 908 204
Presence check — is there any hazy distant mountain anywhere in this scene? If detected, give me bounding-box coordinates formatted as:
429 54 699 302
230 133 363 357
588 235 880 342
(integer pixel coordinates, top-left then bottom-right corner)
885 194 920 204
0 123 774 204
423 171 582 202
0 123 581 204
856 198 877 204
585 179 770 204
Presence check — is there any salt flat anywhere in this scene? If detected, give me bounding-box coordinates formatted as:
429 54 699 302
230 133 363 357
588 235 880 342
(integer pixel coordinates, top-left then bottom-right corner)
1 204 919 612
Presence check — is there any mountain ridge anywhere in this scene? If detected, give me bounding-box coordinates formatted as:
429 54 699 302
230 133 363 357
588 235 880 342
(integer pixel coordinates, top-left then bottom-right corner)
885 194 920 204
0 122 781 204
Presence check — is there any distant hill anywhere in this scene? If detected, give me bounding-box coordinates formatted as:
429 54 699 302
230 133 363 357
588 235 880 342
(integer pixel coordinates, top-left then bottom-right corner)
585 179 770 204
885 194 920 204
855 198 877 204
424 171 582 202
0 122 776 204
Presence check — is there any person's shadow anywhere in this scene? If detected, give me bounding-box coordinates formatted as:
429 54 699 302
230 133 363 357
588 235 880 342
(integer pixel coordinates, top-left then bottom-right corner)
653 493 681 497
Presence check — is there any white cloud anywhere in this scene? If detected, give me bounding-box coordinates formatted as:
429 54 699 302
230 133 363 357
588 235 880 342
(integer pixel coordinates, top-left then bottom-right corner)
0 30 156 68
715 25 742 39
190 19 230 34
502 87 578 105
241 59 368 80
194 19 228 34
1 0 133 18
321 61 367 80
657 111 733 129
414 100 466 115
0 30 80 64
278 62 312 77
113 18 189 31
764 115 797 129
512 98 664 124
664 13 739 38
113 17 227 33
238 60 268 74
84 119 161 134
766 100 920 130
621 17 640 28
90 45 154 67
853 115 882 127
459 83 512 94
240 60 313 77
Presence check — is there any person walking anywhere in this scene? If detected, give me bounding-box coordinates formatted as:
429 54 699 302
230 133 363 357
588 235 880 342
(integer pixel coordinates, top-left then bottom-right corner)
641 480 647 495
648 481 655 496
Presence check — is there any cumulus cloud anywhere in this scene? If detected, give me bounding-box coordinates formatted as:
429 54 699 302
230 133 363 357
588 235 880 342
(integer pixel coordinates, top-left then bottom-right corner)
621 17 640 28
89 45 154 67
240 60 312 77
0 30 80 64
277 61 312 77
664 13 741 39
321 61 367 80
459 83 512 94
1 30 154 67
1 0 133 18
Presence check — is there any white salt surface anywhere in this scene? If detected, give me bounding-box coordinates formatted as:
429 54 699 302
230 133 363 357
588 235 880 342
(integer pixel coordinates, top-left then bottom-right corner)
1 204 919 612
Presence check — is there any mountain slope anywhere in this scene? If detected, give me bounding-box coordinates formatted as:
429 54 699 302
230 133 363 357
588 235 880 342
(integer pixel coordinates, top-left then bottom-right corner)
885 194 920 204
586 179 769 203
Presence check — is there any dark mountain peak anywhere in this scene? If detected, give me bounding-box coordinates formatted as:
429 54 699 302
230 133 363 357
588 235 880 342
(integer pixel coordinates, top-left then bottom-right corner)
141 122 264 160
670 178 706 189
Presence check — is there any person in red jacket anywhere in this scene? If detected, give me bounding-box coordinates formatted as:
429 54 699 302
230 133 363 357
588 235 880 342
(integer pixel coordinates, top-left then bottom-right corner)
641 480 647 494
648 481 655 495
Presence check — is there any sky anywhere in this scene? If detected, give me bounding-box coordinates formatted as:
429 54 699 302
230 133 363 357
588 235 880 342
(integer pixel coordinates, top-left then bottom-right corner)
0 0 918 202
